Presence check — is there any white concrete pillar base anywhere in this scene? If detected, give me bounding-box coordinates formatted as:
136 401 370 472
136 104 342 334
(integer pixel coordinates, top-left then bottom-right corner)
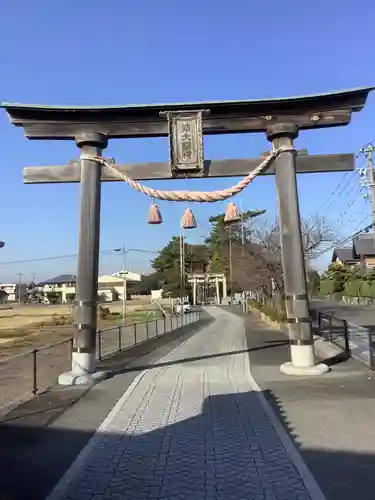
290 344 315 367
280 362 329 376
58 351 110 386
280 344 329 376
58 370 110 386
72 351 96 374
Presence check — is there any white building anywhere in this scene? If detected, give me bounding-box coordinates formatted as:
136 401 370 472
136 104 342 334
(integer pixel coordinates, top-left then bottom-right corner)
98 271 142 302
36 274 76 304
37 271 142 304
0 283 28 303
151 289 163 301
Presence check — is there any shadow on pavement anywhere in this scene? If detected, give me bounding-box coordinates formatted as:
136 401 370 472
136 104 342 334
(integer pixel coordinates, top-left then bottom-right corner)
262 389 375 500
1 391 374 500
322 351 351 367
110 340 289 374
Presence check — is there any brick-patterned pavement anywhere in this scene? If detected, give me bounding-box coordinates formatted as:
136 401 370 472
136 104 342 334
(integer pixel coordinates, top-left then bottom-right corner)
47 307 324 500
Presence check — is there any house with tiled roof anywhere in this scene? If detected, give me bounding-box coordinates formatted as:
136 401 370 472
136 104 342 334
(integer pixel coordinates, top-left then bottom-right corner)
332 233 375 268
36 271 143 304
36 274 76 304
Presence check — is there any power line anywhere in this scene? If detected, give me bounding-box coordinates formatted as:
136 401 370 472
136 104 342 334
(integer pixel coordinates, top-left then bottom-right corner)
311 171 350 218
0 247 159 266
309 144 370 221
313 216 373 259
308 145 373 240
323 170 362 215
336 184 368 225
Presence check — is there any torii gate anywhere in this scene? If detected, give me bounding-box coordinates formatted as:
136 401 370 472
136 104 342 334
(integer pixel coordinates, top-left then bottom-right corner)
2 87 373 384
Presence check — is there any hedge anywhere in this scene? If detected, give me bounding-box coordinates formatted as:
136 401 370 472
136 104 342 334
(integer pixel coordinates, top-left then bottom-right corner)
320 279 375 298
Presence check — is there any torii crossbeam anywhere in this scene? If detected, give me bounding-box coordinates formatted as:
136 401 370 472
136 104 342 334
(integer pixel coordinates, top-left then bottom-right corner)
2 86 373 383
23 152 354 183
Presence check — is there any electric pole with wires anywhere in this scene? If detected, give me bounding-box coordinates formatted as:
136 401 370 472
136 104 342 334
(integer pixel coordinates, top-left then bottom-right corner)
359 144 375 233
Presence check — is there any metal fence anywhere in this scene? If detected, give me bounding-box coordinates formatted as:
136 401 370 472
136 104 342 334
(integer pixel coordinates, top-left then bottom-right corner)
96 312 198 360
0 311 200 414
0 337 73 414
314 310 375 370
316 311 351 356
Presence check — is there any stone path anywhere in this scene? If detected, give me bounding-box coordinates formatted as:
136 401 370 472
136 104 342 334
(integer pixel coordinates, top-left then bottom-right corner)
47 307 325 500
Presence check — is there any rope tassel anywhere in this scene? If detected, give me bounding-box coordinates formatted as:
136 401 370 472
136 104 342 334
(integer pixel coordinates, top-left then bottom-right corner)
224 202 241 225
147 203 163 224
181 208 197 229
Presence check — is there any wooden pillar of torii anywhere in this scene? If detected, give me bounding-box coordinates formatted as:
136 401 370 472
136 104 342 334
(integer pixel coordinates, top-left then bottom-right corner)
2 87 373 383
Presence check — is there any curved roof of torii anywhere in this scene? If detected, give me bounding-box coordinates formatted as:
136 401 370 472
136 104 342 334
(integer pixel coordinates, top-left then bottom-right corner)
1 87 373 139
1 87 373 113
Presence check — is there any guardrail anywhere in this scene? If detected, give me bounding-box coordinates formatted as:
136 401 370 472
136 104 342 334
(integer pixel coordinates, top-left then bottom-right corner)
0 310 200 414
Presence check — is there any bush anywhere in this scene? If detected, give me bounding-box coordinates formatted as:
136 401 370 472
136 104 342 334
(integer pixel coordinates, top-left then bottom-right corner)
249 299 261 310
359 281 375 298
248 299 286 323
65 293 75 304
344 280 362 297
99 306 110 320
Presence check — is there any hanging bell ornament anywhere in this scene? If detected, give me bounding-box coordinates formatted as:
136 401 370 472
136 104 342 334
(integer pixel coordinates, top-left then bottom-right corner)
224 202 241 225
181 208 197 230
147 203 163 224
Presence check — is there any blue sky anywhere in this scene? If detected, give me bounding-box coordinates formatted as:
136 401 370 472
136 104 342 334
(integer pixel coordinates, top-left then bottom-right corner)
0 0 375 282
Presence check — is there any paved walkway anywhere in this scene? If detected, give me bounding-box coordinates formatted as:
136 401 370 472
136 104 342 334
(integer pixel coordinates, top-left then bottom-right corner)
47 307 324 500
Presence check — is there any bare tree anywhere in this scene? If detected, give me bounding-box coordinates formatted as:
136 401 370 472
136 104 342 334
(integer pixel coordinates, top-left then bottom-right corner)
230 240 283 298
237 214 335 296
252 215 334 260
301 215 336 261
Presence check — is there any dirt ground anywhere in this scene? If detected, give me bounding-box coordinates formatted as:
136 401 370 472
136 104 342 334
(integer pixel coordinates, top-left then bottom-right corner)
0 314 186 416
0 300 161 358
0 303 72 330
0 300 168 413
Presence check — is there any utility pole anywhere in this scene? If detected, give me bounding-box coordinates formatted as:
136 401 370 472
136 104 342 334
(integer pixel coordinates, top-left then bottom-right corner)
122 245 127 323
18 273 23 304
358 145 375 273
114 246 128 322
360 145 375 232
228 227 233 299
